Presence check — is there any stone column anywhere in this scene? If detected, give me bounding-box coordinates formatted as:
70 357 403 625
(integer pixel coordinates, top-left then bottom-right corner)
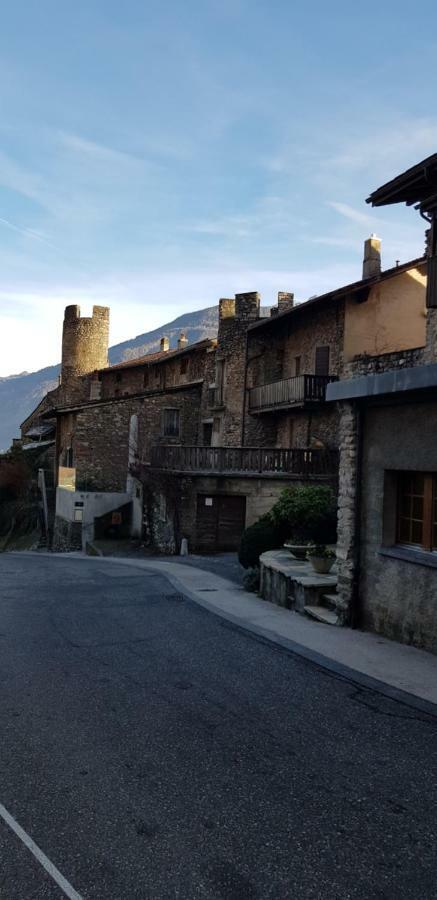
336 401 360 625
423 308 437 363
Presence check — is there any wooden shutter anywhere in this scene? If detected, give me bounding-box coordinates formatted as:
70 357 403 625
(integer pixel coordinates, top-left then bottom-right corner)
315 346 330 376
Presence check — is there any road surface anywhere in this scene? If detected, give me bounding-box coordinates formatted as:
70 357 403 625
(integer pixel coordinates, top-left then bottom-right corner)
0 554 436 899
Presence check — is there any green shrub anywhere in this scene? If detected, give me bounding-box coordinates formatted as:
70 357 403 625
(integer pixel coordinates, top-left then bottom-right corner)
242 566 260 592
270 484 337 545
238 514 285 569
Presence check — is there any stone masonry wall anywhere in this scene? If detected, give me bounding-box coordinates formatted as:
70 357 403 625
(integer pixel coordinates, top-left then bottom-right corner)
244 298 344 449
334 401 360 624
67 384 202 493
100 345 211 401
61 305 109 383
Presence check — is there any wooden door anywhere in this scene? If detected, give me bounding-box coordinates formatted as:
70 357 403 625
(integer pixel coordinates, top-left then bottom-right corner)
196 494 246 551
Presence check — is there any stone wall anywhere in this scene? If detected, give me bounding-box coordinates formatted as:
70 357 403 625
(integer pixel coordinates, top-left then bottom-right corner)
211 294 261 447
343 347 425 379
61 305 109 383
244 297 344 449
65 384 202 493
143 471 337 553
334 402 360 624
100 343 211 401
358 400 437 652
52 515 82 552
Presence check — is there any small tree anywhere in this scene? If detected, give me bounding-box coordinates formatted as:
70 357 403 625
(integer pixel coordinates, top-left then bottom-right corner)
270 484 337 544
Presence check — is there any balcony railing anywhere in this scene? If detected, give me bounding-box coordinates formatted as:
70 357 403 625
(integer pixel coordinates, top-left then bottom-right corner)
249 374 337 412
149 445 338 478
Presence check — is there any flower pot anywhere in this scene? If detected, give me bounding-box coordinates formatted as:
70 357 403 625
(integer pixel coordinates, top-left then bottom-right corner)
308 555 335 575
283 543 308 561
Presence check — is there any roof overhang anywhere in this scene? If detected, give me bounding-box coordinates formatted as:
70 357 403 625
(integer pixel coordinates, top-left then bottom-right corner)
327 363 437 402
366 153 437 216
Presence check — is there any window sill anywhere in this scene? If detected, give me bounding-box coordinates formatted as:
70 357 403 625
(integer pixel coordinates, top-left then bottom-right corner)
379 545 437 569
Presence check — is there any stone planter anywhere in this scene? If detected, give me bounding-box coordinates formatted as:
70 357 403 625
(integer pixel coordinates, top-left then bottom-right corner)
283 543 308 561
308 555 335 575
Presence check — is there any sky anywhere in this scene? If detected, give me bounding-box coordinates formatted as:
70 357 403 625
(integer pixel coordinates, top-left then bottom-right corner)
1 0 436 375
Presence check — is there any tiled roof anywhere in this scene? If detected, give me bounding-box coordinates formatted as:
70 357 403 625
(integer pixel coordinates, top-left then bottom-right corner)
105 337 216 372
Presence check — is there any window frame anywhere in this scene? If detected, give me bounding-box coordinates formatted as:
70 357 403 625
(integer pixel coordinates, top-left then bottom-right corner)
315 345 330 376
396 472 437 552
162 407 180 438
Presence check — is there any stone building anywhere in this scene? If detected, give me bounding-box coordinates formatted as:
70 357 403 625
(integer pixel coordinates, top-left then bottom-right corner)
145 290 341 551
21 233 427 556
328 153 437 652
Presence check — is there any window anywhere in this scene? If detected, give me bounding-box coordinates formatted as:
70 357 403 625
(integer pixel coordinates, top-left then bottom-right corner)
159 494 167 522
163 408 180 437
215 359 225 405
143 370 149 388
397 472 437 551
116 372 122 383
315 346 330 376
294 356 301 377
203 422 213 446
180 358 188 375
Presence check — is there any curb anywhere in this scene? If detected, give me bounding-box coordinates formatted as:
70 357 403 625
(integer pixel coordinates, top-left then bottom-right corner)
8 550 437 719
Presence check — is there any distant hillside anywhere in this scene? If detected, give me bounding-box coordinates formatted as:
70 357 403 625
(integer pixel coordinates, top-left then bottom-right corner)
0 306 218 451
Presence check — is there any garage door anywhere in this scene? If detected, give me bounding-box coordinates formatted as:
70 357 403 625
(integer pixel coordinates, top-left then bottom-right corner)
196 494 247 551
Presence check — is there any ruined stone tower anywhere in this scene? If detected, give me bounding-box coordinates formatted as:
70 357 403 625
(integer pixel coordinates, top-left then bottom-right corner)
61 305 110 383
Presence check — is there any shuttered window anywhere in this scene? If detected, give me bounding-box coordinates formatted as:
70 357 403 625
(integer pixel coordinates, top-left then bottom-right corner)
315 346 330 376
163 408 180 437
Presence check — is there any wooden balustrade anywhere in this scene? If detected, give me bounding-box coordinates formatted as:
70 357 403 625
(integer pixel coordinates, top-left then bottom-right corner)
249 374 337 411
149 445 338 477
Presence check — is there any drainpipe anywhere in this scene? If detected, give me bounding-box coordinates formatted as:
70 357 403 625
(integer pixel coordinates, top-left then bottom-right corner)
350 402 364 629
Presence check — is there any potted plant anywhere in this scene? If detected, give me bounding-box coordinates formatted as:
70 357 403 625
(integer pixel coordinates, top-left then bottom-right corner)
308 544 336 575
283 539 309 560
270 485 337 562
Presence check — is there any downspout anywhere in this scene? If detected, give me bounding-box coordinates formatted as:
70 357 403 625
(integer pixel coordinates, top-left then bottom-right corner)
350 402 364 629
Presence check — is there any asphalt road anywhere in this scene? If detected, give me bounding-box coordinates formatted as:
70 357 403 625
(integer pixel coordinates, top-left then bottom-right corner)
0 555 437 900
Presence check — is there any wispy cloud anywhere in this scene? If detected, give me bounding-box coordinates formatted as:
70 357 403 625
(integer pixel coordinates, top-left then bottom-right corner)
0 216 54 246
328 202 376 227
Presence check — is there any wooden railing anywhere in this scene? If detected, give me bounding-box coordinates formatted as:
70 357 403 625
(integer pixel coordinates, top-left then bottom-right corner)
249 374 337 411
150 445 338 477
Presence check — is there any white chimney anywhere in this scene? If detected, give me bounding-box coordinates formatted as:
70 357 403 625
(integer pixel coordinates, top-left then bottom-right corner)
363 234 381 279
160 336 170 352
178 332 188 350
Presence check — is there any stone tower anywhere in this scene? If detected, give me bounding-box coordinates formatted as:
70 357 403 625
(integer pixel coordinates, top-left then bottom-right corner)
61 305 110 383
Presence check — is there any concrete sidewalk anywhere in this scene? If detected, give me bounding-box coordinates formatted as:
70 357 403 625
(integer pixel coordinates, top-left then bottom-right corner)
13 551 437 712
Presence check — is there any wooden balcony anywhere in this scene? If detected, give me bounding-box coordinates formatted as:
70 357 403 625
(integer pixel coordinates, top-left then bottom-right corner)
149 445 338 479
249 374 337 413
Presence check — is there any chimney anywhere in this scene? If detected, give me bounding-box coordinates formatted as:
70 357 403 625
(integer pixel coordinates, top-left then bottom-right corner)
219 298 236 320
160 336 170 352
277 291 294 313
235 292 260 320
363 234 381 279
178 332 188 350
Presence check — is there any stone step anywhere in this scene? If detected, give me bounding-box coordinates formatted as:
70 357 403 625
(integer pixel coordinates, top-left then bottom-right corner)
322 592 340 611
303 605 340 626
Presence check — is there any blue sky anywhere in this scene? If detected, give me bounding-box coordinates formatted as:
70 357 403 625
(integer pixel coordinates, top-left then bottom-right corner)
1 0 436 374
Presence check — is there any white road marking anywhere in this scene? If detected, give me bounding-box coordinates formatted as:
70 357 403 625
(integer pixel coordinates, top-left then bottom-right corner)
0 801 83 900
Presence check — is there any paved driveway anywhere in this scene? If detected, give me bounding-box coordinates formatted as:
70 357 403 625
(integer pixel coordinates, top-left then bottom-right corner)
0 554 436 899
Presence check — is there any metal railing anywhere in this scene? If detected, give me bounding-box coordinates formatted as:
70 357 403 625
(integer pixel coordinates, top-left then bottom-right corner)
149 445 338 477
249 374 337 411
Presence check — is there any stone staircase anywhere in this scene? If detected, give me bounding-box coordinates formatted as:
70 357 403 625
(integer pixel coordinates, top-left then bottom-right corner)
304 591 341 626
